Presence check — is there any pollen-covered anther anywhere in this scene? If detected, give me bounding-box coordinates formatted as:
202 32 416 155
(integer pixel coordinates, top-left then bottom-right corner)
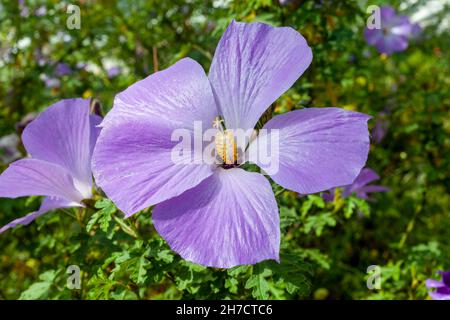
215 130 237 165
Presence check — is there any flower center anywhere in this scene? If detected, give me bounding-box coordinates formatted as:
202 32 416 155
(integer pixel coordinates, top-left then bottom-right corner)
215 130 237 165
213 117 238 165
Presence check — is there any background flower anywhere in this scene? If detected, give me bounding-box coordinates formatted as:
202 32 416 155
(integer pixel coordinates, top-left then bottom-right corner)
426 270 450 300
0 99 101 233
322 168 389 202
364 6 413 55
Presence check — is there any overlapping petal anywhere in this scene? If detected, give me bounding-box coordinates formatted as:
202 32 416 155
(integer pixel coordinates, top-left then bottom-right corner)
344 168 379 195
22 98 94 197
0 197 77 234
153 168 280 268
248 108 370 194
92 58 219 216
100 58 217 131
0 159 84 202
209 20 312 131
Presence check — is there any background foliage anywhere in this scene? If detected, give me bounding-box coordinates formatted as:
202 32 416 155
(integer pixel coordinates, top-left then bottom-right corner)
0 0 449 300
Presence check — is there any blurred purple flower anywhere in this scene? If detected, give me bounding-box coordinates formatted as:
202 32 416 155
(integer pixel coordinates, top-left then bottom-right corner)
0 99 101 233
323 168 389 202
19 0 29 17
107 66 121 79
0 134 21 165
35 6 46 17
411 23 422 39
364 6 413 55
372 113 389 144
42 76 60 89
76 62 88 70
54 62 72 77
34 49 47 66
92 21 371 268
426 270 450 300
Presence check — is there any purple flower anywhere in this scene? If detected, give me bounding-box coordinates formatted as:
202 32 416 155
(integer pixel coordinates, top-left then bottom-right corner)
372 113 389 144
34 49 47 67
411 23 422 39
35 6 47 17
54 63 72 77
364 6 413 55
92 21 370 268
0 99 101 233
42 76 60 89
76 62 88 70
322 168 389 202
19 0 29 18
0 134 21 164
107 66 121 79
426 270 450 300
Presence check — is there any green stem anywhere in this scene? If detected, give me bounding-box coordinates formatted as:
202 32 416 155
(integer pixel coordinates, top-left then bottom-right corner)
113 215 139 238
274 188 286 197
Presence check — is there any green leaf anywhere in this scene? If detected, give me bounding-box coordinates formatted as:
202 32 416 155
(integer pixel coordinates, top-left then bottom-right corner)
280 206 298 228
300 194 325 217
303 212 336 236
266 253 312 296
86 198 117 233
245 265 272 300
344 198 356 219
19 270 57 300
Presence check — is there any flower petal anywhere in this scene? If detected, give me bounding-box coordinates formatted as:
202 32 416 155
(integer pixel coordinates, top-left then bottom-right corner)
90 114 102 155
0 197 77 234
344 168 379 195
364 28 383 46
209 20 312 131
391 15 412 37
0 159 83 202
426 279 446 289
100 58 217 131
379 6 396 25
429 291 450 300
93 58 218 216
22 98 94 197
375 34 409 55
248 108 370 194
152 168 280 268
357 185 389 194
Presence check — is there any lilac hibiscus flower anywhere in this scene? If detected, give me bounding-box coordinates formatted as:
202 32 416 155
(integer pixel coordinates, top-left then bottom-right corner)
92 21 370 268
107 66 121 79
55 62 73 77
322 168 389 202
364 6 413 55
426 270 450 300
0 99 101 233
